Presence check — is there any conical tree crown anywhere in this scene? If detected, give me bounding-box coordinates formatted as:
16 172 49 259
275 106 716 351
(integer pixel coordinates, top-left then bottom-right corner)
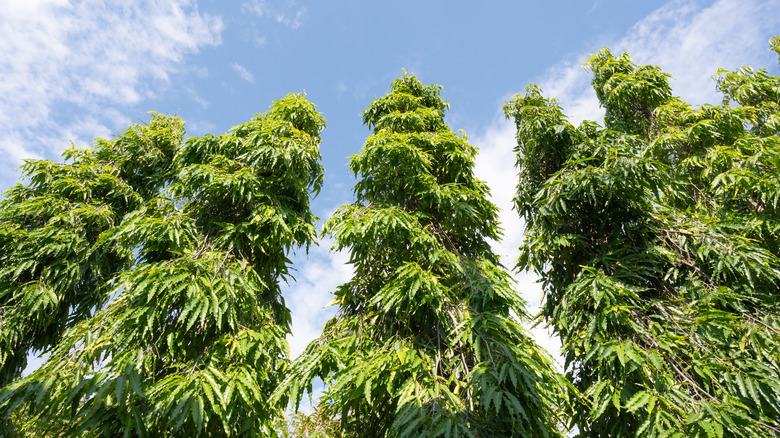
279 74 568 438
349 74 501 261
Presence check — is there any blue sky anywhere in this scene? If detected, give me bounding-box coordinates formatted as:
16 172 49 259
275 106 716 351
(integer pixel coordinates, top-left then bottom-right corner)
3 0 779 390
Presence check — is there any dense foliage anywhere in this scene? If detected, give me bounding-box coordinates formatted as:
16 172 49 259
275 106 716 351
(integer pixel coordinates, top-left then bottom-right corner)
0 94 325 436
276 75 569 437
0 114 181 389
504 39 780 437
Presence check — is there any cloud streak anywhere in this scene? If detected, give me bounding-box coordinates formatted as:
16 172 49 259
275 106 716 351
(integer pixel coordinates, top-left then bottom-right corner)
232 63 256 83
242 0 307 29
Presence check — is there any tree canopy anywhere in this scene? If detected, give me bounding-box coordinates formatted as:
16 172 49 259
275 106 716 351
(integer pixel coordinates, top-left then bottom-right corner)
504 38 780 437
0 94 325 437
275 74 569 438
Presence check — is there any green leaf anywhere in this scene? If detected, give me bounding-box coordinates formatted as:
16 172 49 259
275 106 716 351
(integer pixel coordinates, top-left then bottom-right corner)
624 390 652 413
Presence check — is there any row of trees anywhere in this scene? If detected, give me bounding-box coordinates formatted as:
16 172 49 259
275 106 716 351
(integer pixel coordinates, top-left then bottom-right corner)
0 38 778 437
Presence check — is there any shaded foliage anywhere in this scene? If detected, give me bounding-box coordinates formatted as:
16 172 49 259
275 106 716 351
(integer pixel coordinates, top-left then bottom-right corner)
505 39 780 437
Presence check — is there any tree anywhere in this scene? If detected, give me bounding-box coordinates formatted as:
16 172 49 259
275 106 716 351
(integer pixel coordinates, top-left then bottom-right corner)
276 74 569 437
0 94 325 437
504 38 780 437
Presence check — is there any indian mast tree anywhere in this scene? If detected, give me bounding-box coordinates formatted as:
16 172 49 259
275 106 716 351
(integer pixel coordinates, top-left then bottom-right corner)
0 94 325 437
504 37 780 437
277 74 570 438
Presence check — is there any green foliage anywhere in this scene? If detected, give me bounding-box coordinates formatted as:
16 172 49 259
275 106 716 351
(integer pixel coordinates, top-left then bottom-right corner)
586 49 672 135
0 114 183 389
277 74 569 437
0 94 325 437
770 36 780 64
272 401 341 438
505 37 780 437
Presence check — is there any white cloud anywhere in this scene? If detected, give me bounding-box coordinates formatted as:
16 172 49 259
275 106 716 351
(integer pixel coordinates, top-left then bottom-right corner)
615 0 778 105
537 0 780 126
232 63 256 84
472 0 780 369
536 58 603 127
243 0 307 29
471 115 563 367
0 0 223 189
283 238 353 359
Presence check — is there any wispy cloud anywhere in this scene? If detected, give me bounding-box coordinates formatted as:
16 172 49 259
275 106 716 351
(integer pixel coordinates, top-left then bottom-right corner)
232 63 255 83
253 32 268 48
242 0 307 29
471 0 780 366
615 0 778 105
538 0 780 126
0 0 223 189
186 119 218 138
